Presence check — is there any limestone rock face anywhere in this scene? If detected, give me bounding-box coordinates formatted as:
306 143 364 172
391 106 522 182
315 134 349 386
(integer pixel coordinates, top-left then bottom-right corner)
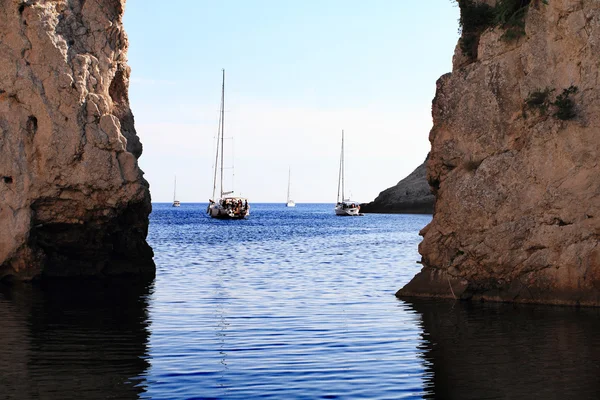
360 159 434 214
0 0 154 280
399 1 600 305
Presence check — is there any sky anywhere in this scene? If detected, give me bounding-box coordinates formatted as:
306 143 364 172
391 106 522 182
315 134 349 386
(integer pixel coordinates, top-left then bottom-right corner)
123 1 460 203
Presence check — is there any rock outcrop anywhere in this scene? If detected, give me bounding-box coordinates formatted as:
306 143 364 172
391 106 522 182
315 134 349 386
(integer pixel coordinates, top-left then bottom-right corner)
0 0 154 281
399 0 600 306
360 158 434 214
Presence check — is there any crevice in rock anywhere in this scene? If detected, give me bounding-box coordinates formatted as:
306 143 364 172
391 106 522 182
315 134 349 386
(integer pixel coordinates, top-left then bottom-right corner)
26 115 38 135
108 67 127 106
526 244 546 254
3 176 13 184
553 218 572 226
464 158 483 172
429 177 441 194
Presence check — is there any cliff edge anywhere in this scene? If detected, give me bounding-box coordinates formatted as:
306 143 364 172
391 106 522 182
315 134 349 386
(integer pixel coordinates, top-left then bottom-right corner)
0 0 154 281
399 0 600 306
360 158 434 214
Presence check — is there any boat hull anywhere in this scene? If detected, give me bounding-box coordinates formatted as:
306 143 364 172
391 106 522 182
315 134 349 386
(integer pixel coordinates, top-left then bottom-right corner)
207 202 249 219
286 201 296 207
335 205 360 216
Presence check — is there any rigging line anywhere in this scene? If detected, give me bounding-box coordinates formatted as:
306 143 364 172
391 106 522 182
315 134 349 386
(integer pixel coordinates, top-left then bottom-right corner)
231 136 235 195
341 129 345 201
337 130 343 203
220 68 225 198
211 99 222 201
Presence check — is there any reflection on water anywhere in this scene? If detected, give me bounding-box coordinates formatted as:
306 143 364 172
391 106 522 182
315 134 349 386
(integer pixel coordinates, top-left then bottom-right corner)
404 298 600 400
0 279 153 399
3 204 600 399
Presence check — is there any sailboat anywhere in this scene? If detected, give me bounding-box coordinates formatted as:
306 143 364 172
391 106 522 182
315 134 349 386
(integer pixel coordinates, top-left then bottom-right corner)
172 175 180 207
286 167 295 207
335 130 360 216
207 69 250 219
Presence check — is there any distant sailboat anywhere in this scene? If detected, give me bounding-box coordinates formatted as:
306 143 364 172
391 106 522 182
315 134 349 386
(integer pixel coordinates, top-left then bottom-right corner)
286 167 296 207
335 130 360 216
207 69 250 219
172 175 180 207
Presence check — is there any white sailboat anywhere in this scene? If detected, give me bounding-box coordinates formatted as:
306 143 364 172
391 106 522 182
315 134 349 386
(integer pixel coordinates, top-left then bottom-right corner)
286 167 296 207
207 69 250 219
172 175 180 207
335 130 360 216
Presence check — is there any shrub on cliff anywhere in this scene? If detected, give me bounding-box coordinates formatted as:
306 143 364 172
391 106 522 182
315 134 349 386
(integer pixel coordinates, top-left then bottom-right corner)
457 0 495 59
525 87 554 115
553 85 579 121
524 85 579 121
456 0 547 60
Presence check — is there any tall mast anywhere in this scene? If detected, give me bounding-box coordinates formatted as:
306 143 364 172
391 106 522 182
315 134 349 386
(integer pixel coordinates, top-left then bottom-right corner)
211 73 223 201
212 108 221 200
220 69 225 198
337 130 343 203
341 130 345 201
287 167 291 202
173 175 177 202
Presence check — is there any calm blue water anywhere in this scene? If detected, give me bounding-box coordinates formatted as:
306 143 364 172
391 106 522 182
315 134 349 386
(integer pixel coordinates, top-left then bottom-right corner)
145 203 430 399
2 203 600 399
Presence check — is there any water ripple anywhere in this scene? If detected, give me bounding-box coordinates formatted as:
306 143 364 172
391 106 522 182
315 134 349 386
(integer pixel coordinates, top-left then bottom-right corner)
143 203 428 399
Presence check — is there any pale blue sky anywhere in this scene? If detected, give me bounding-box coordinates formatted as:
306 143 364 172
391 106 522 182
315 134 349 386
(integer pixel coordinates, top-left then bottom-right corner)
123 1 460 203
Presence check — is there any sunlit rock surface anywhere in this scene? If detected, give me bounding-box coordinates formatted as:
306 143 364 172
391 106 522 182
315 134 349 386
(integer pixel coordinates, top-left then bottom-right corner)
0 0 154 280
360 159 434 214
400 1 600 305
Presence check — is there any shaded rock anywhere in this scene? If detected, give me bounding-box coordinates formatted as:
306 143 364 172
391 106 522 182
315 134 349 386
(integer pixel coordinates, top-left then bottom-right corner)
399 1 600 306
0 0 154 281
360 158 434 214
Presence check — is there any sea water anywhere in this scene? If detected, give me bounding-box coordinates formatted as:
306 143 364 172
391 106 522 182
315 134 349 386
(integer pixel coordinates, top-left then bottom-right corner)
1 203 599 399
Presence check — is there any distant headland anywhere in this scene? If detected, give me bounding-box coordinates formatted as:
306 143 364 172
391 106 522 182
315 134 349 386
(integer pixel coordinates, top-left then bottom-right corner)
360 157 434 214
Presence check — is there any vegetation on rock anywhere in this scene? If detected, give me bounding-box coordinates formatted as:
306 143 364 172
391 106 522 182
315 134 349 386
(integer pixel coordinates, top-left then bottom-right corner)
456 0 547 60
524 85 579 121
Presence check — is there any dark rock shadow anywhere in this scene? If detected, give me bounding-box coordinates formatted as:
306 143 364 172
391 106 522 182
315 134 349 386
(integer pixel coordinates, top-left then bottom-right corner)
0 278 154 399
402 298 600 400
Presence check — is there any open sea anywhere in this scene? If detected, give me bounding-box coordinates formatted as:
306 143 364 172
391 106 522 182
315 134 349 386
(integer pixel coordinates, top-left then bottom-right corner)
2 203 600 399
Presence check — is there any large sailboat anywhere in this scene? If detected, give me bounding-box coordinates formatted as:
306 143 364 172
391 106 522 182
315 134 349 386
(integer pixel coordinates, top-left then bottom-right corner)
207 69 250 219
286 167 295 207
172 175 180 207
335 130 360 216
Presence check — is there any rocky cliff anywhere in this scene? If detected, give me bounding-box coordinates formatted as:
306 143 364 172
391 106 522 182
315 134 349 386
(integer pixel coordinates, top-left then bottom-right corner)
0 0 154 281
399 0 600 305
360 158 434 214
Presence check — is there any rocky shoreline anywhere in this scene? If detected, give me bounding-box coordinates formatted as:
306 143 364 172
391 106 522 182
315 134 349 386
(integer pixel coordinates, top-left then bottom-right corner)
398 0 600 306
0 0 154 281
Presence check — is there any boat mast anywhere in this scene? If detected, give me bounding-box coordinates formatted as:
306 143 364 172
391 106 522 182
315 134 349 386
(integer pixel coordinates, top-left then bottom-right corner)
212 113 221 201
337 130 343 203
211 73 224 201
341 130 345 201
173 175 177 202
220 69 225 198
287 167 291 203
